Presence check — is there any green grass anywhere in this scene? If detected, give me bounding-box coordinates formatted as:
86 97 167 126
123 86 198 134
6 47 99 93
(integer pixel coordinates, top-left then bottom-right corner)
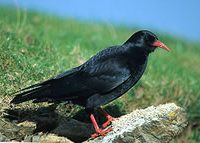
0 7 200 142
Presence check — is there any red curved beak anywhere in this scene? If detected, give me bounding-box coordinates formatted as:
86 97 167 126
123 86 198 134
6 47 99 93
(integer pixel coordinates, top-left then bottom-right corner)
152 40 171 52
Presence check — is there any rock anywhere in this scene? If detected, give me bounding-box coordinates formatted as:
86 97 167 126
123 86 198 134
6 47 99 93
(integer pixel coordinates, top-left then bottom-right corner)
1 102 187 142
24 135 33 142
84 103 187 143
0 133 10 142
17 121 37 137
0 118 21 141
32 134 41 142
39 133 73 143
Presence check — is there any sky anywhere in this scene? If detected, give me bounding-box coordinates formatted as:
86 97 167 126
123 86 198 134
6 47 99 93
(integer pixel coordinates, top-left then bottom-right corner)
0 0 200 42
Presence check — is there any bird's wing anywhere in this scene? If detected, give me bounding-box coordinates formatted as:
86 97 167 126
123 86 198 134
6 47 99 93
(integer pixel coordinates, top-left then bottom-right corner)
52 66 81 79
79 57 131 93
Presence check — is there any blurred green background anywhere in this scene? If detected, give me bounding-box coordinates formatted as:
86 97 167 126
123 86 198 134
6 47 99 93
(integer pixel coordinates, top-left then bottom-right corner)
0 3 200 143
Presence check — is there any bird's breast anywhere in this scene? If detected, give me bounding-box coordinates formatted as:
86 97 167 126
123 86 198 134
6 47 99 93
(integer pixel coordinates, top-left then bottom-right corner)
129 58 148 80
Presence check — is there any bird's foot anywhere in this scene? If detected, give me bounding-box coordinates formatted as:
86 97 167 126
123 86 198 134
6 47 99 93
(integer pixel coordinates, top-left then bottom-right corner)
91 127 112 139
102 115 116 128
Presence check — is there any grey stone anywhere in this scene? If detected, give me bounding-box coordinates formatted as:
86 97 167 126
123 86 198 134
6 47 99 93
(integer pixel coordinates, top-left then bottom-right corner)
84 103 187 143
0 133 10 142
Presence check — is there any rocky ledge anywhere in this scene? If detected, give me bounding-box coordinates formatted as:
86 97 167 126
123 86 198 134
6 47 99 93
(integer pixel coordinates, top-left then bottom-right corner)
0 102 187 143
84 103 187 143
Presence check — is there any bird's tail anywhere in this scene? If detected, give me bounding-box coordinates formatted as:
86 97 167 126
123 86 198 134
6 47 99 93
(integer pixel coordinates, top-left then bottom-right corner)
10 66 81 104
10 81 51 104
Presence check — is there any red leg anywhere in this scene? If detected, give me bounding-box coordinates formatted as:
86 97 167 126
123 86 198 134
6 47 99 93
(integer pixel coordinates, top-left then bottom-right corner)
98 108 115 128
90 114 112 139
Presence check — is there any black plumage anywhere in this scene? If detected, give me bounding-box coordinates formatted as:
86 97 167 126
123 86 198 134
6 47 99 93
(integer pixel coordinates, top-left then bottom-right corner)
10 30 170 138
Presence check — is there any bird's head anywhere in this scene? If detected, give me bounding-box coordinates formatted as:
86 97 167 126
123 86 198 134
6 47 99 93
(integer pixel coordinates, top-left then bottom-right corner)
125 30 171 55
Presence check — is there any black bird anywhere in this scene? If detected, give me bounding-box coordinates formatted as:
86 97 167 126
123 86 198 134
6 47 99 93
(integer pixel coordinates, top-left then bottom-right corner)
11 30 171 138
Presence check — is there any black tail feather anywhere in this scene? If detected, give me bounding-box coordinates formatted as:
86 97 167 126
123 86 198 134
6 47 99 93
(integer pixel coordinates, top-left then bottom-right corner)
10 85 50 104
10 67 81 104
